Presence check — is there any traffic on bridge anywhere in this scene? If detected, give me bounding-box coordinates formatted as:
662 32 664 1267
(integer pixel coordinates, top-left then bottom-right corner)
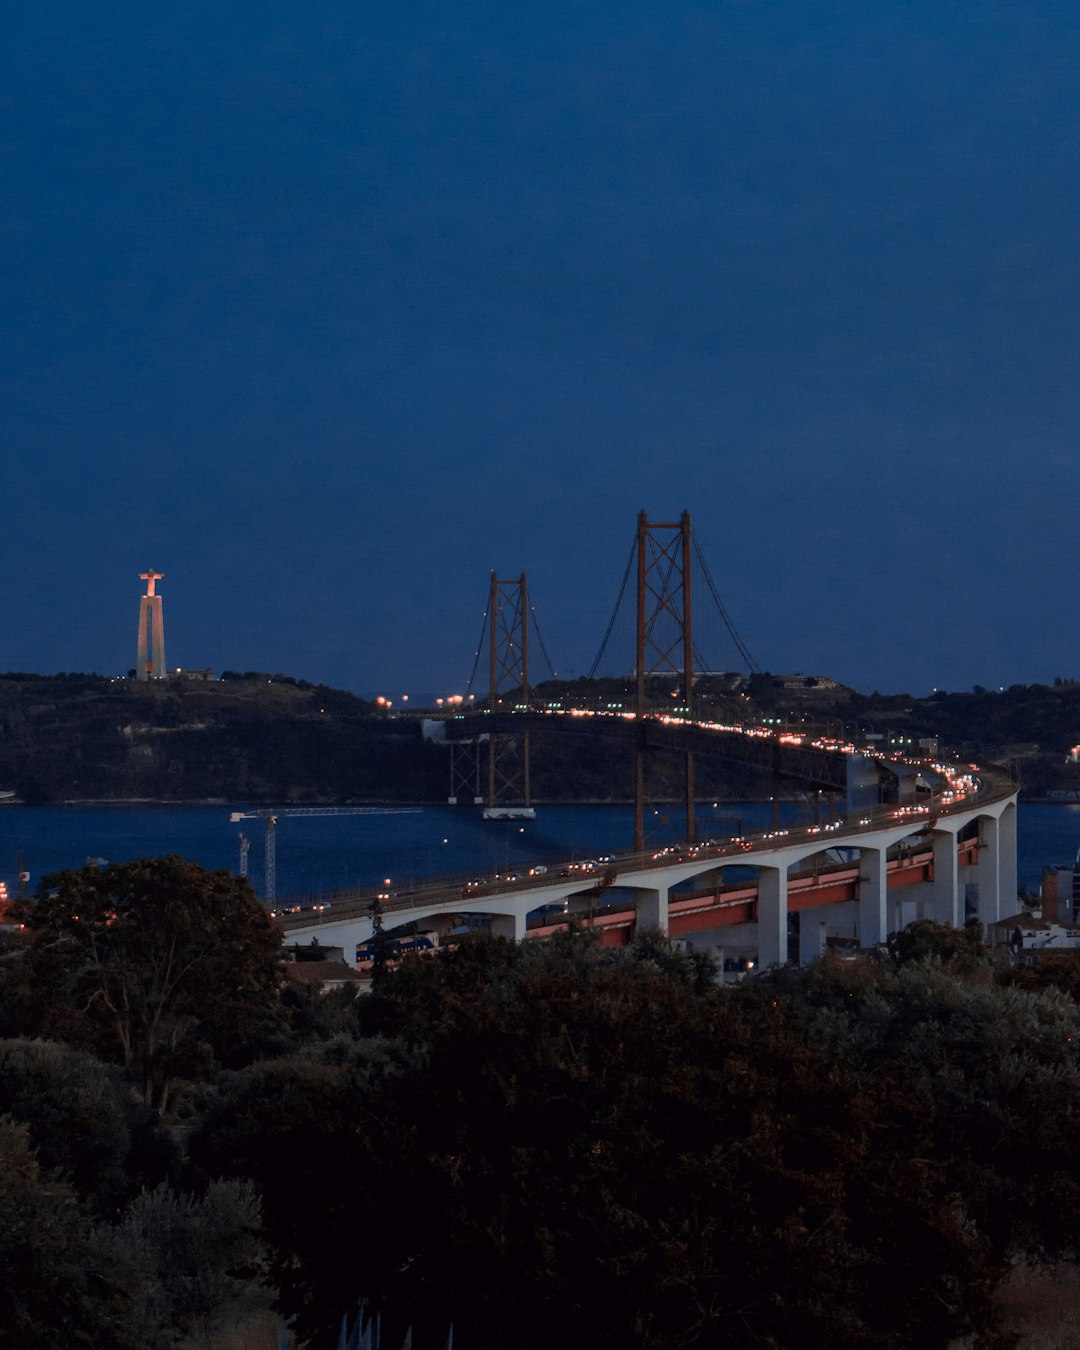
277 731 1016 972
276 511 1018 973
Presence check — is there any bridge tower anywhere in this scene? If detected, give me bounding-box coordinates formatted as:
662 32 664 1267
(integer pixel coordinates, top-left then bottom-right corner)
485 571 532 813
136 569 166 680
634 511 695 851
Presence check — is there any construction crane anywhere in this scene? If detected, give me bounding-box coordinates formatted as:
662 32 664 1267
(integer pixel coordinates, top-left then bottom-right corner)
228 806 422 901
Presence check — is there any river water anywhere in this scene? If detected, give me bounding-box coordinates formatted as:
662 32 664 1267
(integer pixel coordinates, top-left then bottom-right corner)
1 800 1077 902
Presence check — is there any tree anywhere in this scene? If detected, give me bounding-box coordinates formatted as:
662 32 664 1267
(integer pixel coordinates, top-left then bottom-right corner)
763 954 1080 1266
888 917 989 973
193 935 1008 1350
0 1038 139 1215
0 1118 143 1349
110 1180 272 1344
18 857 285 1109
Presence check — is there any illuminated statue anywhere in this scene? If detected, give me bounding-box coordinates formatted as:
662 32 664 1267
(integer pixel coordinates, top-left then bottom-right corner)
136 569 166 680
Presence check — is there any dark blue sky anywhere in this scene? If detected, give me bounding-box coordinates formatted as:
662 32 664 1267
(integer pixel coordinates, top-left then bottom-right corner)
4 2 1079 698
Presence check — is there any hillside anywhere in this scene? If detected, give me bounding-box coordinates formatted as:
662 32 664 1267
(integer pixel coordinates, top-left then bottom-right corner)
0 673 443 804
740 677 1080 797
3 671 1079 804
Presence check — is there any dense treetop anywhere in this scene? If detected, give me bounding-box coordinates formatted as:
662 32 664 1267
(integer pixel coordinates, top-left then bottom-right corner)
5 859 1080 1345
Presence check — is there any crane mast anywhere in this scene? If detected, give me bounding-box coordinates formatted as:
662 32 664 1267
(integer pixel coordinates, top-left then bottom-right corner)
228 806 421 901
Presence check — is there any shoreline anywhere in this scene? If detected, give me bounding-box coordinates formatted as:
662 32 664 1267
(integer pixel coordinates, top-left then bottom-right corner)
13 796 781 809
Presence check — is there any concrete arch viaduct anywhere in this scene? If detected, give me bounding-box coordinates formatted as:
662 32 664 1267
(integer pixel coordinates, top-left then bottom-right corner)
278 720 1018 970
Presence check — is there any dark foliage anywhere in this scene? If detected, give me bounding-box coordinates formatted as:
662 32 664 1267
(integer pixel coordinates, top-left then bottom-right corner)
0 1038 172 1216
0 1118 144 1349
14 856 287 1108
190 934 1077 1350
10 844 1080 1349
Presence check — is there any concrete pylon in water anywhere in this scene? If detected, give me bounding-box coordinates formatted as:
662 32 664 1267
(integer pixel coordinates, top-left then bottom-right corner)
136 569 166 680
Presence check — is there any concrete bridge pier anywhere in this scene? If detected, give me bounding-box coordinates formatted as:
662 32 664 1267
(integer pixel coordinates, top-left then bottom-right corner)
998 802 1018 917
798 909 828 964
972 813 1001 929
892 889 921 935
329 921 372 967
858 846 888 948
931 825 963 927
757 865 789 968
798 901 859 964
491 911 527 942
684 922 756 973
632 885 670 935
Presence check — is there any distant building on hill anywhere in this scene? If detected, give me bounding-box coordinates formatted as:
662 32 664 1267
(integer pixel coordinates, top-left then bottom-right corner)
747 672 853 699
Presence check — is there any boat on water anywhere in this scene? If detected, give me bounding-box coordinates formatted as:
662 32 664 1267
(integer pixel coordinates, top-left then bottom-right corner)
482 806 537 821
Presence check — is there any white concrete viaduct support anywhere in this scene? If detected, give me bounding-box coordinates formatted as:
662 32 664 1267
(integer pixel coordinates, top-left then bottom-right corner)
974 814 1001 929
798 910 827 965
999 804 1018 917
799 900 860 965
932 827 962 927
858 846 888 949
634 886 669 935
757 866 789 969
490 911 527 942
307 922 371 966
892 888 921 936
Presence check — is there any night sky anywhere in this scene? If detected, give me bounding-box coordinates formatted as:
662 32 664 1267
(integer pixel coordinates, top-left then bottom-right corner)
4 2 1080 699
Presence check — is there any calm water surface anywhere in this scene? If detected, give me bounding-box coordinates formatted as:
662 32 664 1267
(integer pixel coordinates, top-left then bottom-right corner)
0 800 1074 900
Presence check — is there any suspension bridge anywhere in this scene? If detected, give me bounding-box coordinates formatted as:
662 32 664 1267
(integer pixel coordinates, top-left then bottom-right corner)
272 509 1019 970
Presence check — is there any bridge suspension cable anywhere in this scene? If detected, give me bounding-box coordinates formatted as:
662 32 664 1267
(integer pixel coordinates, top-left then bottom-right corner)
691 527 760 674
587 535 636 680
464 604 490 699
528 600 558 682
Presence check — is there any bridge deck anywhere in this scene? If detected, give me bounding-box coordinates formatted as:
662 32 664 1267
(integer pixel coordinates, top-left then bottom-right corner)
277 765 1013 943
441 709 852 791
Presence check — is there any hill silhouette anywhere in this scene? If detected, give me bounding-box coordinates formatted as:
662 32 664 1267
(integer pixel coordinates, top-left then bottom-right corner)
2 671 1077 803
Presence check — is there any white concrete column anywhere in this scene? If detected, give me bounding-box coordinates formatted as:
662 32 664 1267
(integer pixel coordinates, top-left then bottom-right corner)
858 846 888 948
932 829 962 927
490 911 526 942
757 866 788 968
974 814 1001 928
635 886 669 935
798 911 827 965
892 892 920 935
319 923 370 966
998 804 1018 918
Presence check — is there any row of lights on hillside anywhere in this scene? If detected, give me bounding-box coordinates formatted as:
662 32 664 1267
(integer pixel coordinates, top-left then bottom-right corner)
375 694 477 708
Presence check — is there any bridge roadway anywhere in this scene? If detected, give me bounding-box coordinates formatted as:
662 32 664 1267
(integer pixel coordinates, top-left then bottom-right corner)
436 707 852 791
279 759 1018 970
